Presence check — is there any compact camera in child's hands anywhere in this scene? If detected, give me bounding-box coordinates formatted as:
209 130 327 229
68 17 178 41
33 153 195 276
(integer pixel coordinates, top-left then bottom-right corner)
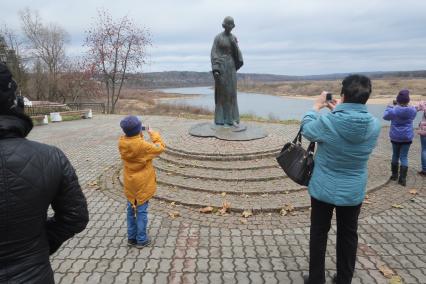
141 125 150 131
326 93 333 102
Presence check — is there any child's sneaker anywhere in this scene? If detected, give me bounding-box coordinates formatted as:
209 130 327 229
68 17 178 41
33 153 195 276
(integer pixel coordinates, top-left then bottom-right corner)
136 239 151 248
127 239 137 246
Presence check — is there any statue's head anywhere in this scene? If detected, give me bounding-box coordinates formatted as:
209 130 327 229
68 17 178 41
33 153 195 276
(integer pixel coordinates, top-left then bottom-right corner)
222 16 235 31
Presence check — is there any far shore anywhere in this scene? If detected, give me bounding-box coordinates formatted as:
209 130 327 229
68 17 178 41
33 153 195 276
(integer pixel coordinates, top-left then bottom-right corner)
263 94 424 105
157 87 424 106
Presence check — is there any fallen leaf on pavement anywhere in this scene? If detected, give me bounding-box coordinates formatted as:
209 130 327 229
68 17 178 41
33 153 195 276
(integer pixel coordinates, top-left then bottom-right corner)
199 206 214 214
221 192 227 197
242 210 253 218
391 204 404 209
409 189 417 195
283 204 295 212
170 202 176 207
218 201 231 215
168 211 180 219
87 180 98 186
389 275 402 284
378 264 394 278
363 200 372 204
280 209 288 216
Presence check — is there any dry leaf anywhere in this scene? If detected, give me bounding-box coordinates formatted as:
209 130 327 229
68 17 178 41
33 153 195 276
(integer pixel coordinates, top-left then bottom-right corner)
240 218 248 224
218 201 231 215
409 189 418 195
87 180 98 186
280 209 288 216
363 200 372 204
365 194 370 199
170 202 176 207
242 210 253 218
221 192 227 197
378 264 394 278
283 204 294 212
168 211 180 219
389 275 402 284
199 206 214 214
392 204 404 209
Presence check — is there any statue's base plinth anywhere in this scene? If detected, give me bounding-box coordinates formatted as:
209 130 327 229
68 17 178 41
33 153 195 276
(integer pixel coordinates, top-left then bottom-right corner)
189 122 267 141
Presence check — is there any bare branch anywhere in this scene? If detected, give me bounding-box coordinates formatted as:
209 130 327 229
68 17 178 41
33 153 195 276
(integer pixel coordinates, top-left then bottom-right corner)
84 8 151 113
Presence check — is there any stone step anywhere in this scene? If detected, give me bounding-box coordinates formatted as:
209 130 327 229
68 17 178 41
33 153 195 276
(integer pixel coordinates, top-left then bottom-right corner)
155 170 304 194
167 144 281 157
165 147 281 161
154 184 311 213
158 152 279 170
154 159 286 181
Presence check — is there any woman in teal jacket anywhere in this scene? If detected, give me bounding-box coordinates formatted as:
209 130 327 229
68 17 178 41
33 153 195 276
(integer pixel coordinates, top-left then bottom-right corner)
301 75 381 284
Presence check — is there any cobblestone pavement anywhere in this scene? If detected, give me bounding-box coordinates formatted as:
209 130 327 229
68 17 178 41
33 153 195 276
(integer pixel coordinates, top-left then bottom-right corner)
28 115 425 284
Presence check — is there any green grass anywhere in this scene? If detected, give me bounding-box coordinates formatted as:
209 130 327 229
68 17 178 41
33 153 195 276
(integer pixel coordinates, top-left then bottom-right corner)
240 113 300 124
61 115 83 122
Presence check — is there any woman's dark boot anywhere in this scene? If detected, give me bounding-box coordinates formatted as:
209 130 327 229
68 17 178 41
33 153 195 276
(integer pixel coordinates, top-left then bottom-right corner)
398 166 408 186
390 163 399 181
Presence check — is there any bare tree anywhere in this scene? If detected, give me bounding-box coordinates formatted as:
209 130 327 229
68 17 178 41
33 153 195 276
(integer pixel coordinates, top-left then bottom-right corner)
20 8 69 101
84 9 151 114
30 58 48 101
57 58 102 103
0 26 28 94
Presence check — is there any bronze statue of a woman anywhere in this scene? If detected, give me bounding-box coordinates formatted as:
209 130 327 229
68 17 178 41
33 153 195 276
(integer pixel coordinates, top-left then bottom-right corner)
211 16 244 127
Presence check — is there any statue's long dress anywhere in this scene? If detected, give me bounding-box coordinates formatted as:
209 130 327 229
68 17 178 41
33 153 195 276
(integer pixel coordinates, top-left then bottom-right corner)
211 32 243 125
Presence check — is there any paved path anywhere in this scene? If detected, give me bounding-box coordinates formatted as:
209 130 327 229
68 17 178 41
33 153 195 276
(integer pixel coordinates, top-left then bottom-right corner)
28 115 425 284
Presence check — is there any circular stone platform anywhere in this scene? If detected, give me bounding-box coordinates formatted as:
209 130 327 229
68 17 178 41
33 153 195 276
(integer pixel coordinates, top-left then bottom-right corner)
189 122 268 141
109 119 391 214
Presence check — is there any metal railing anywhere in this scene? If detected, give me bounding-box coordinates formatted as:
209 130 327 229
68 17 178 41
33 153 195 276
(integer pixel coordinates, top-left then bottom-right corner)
25 104 69 116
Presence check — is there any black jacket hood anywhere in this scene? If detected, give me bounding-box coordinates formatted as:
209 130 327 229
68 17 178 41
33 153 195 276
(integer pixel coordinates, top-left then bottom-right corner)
0 113 33 138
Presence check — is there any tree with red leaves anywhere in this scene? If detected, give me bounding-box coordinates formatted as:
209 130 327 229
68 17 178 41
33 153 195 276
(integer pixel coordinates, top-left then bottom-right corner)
85 9 151 114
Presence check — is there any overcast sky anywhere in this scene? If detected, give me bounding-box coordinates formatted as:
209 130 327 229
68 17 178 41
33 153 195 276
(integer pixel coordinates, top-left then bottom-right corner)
2 0 426 75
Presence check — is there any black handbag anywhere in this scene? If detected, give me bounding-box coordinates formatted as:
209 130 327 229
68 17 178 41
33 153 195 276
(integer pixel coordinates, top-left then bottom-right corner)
276 129 315 186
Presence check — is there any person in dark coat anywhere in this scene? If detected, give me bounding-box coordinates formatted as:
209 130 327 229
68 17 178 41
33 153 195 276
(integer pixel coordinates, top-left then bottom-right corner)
0 63 89 284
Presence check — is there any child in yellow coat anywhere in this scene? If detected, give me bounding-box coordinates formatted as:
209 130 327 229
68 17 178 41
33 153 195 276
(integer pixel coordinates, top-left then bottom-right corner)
118 115 165 247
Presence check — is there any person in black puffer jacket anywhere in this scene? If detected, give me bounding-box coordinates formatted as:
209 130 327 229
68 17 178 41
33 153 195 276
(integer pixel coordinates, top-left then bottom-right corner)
0 63 89 284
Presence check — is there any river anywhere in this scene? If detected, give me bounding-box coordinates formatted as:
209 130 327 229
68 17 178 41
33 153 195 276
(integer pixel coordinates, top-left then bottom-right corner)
160 86 422 125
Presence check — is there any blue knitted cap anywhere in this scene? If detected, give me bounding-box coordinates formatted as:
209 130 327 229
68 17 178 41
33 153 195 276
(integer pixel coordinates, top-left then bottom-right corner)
120 115 142 137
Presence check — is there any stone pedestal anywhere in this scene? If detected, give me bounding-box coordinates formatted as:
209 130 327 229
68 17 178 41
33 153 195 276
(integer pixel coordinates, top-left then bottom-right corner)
189 122 268 141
